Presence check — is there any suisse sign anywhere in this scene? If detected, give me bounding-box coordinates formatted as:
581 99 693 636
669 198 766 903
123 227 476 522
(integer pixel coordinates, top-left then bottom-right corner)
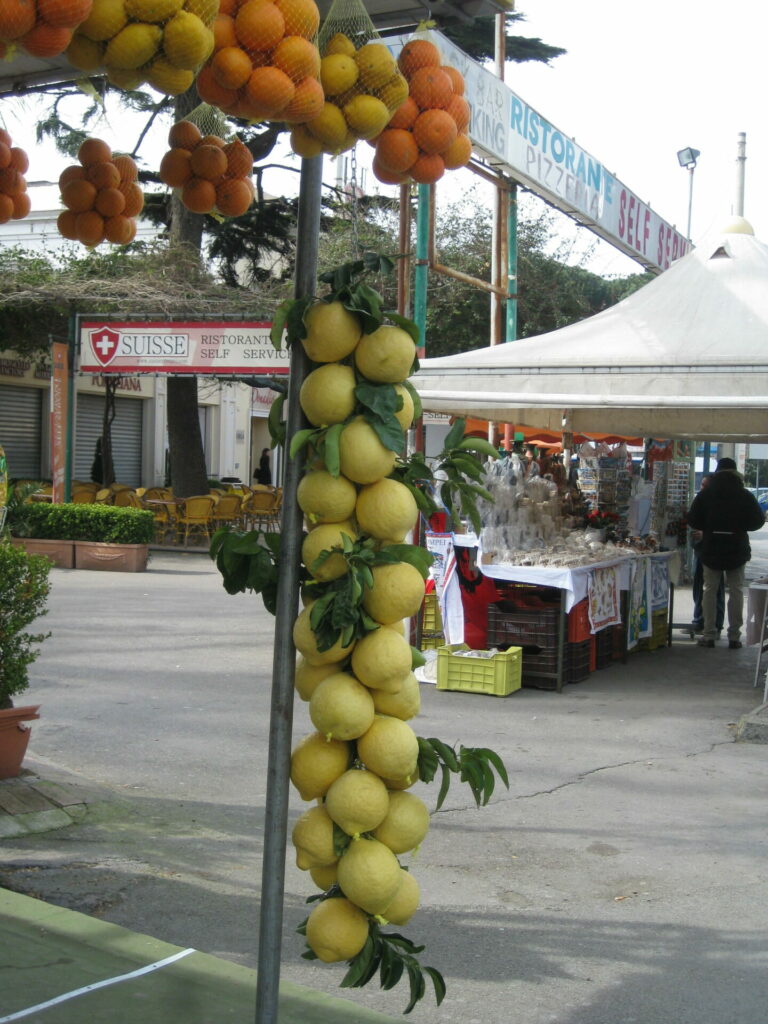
78 320 288 375
401 31 689 273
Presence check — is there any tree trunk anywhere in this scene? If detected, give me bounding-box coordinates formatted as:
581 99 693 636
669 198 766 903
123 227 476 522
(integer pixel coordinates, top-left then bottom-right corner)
165 84 210 499
100 376 117 486
167 375 208 497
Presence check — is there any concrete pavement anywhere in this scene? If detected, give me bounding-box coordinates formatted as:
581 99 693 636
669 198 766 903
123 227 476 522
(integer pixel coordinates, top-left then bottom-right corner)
1 543 768 1023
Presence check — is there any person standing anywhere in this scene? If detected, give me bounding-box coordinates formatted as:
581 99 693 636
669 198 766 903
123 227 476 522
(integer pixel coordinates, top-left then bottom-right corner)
684 475 725 637
686 458 765 648
254 448 272 486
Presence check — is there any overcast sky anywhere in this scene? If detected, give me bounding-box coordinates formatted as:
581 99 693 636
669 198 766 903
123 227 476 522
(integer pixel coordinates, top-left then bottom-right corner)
6 0 768 277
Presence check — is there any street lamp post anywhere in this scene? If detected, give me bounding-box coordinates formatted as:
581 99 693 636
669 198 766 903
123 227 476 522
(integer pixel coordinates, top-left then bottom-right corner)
677 146 700 241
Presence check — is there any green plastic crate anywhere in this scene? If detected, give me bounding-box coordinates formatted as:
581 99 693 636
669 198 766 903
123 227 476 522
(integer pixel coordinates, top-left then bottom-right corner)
422 593 443 633
420 632 445 651
436 644 522 697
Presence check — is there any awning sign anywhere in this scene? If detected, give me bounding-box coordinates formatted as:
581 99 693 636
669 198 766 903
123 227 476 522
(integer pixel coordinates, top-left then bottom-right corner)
78 320 289 375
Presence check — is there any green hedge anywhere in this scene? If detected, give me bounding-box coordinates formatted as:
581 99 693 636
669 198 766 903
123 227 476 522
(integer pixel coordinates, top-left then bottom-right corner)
16 504 155 544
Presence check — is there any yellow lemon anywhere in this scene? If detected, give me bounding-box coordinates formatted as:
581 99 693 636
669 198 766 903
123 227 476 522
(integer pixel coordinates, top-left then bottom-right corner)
320 53 358 96
339 416 397 485
145 57 194 94
104 23 162 69
325 768 390 838
381 868 419 925
342 93 390 140
292 804 337 870
351 625 412 691
297 470 358 526
309 863 338 890
79 0 128 42
324 31 356 56
309 672 375 741
162 10 213 68
302 520 356 581
393 383 415 430
379 72 409 111
293 605 355 665
290 731 351 801
66 34 104 70
106 66 146 89
336 836 402 915
355 477 417 543
306 102 349 152
124 0 182 21
357 715 419 781
362 562 425 625
371 671 421 721
305 897 370 963
302 299 362 362
372 790 430 854
354 42 397 90
294 657 338 701
354 324 416 383
299 362 357 426
183 0 218 25
290 124 324 158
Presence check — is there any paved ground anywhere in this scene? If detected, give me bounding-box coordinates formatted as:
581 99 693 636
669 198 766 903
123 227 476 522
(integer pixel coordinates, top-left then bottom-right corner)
1 535 768 1023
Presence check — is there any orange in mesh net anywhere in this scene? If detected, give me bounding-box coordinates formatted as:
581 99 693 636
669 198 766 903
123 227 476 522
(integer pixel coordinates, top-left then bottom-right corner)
0 0 94 57
371 34 473 187
0 129 30 226
158 114 255 219
57 138 143 247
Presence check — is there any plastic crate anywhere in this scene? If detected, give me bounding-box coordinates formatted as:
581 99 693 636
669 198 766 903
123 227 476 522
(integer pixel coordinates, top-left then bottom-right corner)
595 627 614 669
611 623 625 660
638 609 669 651
521 644 559 673
568 599 592 642
422 593 443 633
487 604 560 649
420 632 445 651
437 644 522 697
565 639 591 683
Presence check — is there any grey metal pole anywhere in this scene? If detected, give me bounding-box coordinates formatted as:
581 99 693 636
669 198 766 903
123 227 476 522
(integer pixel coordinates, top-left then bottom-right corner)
735 131 746 217
686 165 695 241
255 154 323 1024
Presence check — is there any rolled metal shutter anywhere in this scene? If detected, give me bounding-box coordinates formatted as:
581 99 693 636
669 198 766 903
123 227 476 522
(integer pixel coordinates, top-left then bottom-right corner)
0 384 43 479
75 393 143 487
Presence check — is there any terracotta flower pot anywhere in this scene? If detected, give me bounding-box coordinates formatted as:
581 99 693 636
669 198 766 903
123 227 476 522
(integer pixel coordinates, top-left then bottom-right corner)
0 705 41 779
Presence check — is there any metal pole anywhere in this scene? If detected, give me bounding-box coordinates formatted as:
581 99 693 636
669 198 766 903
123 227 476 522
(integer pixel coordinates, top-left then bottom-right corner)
686 165 695 241
735 131 746 217
65 317 77 502
503 183 518 450
414 183 429 357
255 154 322 1024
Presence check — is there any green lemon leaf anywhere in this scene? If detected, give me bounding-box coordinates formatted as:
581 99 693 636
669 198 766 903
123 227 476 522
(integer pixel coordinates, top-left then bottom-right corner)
383 310 420 346
379 544 433 578
270 298 293 349
457 436 500 460
366 413 406 454
267 393 286 447
443 417 467 451
411 645 426 669
321 422 343 477
401 379 422 421
290 428 317 460
355 381 400 421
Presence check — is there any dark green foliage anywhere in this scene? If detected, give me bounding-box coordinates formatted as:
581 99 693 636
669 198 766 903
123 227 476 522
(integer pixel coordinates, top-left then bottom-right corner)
417 737 509 811
440 13 566 65
13 504 154 544
0 543 51 705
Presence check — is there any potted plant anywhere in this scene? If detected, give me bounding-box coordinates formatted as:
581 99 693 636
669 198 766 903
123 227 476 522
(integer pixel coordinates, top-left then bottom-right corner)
9 503 154 572
584 508 620 542
5 483 76 568
0 542 51 778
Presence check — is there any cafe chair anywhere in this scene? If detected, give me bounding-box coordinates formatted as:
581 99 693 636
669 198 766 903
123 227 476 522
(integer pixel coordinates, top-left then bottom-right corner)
241 488 278 531
175 494 215 547
211 492 242 530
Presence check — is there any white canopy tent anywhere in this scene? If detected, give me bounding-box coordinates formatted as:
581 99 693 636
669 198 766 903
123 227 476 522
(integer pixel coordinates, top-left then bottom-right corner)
414 223 768 442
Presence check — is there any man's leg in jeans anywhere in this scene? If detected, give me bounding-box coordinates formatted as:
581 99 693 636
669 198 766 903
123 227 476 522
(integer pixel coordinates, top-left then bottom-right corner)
725 564 745 643
691 556 704 629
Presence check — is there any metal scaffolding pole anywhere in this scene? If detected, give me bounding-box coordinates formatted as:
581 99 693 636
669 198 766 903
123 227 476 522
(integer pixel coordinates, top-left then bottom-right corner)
255 154 322 1024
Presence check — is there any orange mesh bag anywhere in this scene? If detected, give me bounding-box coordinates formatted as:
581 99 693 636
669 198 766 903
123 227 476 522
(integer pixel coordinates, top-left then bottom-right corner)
196 0 323 125
57 137 143 247
0 128 31 224
290 0 407 157
159 104 254 217
65 0 219 96
372 29 472 186
0 0 93 58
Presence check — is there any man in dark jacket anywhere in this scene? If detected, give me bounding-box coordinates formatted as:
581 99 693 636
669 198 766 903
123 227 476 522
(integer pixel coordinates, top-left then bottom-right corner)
687 457 765 648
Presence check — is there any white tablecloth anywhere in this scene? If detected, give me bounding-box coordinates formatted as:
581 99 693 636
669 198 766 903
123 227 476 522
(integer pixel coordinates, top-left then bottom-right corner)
476 548 677 613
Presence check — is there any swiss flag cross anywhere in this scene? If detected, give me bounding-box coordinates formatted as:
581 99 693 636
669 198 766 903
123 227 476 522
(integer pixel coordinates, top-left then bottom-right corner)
90 327 120 367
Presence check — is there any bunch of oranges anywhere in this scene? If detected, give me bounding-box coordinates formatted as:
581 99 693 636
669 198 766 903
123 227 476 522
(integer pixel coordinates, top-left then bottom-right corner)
66 0 218 96
372 38 472 186
0 0 92 58
289 33 409 159
196 0 324 124
57 138 144 247
0 130 31 225
159 119 255 217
